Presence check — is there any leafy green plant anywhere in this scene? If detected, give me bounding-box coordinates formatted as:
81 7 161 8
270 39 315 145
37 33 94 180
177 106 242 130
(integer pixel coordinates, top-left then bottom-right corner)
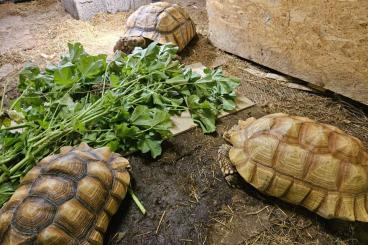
0 42 240 205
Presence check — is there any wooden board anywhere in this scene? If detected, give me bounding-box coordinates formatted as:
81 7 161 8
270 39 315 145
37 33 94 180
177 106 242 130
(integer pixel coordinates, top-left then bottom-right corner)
170 63 255 135
207 0 368 105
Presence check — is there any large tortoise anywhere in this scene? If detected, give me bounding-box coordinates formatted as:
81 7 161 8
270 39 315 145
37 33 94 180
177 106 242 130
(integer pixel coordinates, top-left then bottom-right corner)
0 143 131 244
219 113 368 222
114 1 196 53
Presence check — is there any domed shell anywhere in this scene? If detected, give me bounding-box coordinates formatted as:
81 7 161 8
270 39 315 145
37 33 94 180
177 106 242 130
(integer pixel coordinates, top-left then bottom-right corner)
124 2 196 50
0 143 131 244
225 113 368 222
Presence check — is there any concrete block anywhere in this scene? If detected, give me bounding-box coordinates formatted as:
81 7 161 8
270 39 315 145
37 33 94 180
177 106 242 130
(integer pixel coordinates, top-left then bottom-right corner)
105 0 151 13
61 0 151 20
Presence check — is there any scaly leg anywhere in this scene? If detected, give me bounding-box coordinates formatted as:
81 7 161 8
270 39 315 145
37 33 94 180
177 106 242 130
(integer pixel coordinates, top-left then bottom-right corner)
218 144 240 188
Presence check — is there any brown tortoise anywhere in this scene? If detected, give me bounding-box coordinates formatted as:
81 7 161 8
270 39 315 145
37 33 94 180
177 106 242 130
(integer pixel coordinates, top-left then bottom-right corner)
0 143 131 244
114 1 196 53
218 113 368 222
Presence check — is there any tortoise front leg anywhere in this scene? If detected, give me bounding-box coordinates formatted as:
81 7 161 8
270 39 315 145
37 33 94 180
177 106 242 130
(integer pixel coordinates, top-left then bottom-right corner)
218 144 240 188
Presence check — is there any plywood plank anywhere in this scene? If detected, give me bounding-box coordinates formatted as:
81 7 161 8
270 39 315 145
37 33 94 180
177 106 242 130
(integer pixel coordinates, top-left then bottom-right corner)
207 0 368 105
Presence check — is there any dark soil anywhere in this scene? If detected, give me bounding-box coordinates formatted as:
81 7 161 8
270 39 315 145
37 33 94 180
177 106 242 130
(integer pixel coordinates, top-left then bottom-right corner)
1 0 368 244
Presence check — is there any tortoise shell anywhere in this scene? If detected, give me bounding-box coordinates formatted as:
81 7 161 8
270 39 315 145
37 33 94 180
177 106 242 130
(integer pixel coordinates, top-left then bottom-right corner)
124 1 196 50
0 143 130 244
224 113 368 221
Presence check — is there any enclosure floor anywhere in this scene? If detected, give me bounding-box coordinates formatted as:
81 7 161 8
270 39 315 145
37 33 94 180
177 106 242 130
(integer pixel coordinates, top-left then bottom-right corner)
1 0 367 244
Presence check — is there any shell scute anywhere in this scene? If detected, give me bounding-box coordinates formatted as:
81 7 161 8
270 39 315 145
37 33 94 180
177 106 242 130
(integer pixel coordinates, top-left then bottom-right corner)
87 161 113 189
37 224 77 245
337 196 355 221
281 180 311 205
88 230 103 245
246 135 279 167
31 175 74 204
0 210 12 238
77 176 108 212
45 153 86 180
14 196 56 234
2 228 34 245
236 160 256 183
274 143 309 179
340 163 368 193
20 166 41 185
271 116 302 139
91 147 112 162
111 177 127 200
95 211 109 233
299 122 330 151
267 174 292 197
355 195 368 221
251 165 274 192
54 198 94 239
157 11 178 33
2 184 31 212
304 154 340 191
317 192 339 219
331 132 361 160
104 197 120 217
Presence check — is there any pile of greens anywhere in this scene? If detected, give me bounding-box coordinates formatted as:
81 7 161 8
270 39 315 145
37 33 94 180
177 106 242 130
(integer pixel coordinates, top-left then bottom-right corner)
0 42 240 205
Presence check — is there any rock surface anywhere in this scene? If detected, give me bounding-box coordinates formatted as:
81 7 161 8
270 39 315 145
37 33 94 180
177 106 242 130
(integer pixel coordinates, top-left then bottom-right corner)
207 0 368 105
61 0 151 20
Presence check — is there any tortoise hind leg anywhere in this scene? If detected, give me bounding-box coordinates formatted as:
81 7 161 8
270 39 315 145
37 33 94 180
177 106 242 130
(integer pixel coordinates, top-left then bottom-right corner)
218 144 241 188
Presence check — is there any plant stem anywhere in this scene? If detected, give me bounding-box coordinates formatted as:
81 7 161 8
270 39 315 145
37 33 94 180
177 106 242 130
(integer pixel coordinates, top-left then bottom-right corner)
0 123 29 131
128 188 146 215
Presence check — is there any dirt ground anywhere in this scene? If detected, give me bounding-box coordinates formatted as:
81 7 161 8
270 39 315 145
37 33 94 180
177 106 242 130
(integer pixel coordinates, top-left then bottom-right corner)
1 0 368 244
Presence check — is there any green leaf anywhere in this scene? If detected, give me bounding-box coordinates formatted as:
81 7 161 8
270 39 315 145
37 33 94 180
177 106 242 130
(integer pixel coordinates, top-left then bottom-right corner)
18 64 41 91
54 65 78 87
73 121 85 133
187 95 218 133
107 140 119 152
110 74 120 87
138 137 162 158
77 54 107 79
221 97 236 111
2 118 11 127
67 42 85 62
115 123 140 139
58 94 75 109
217 77 240 95
131 106 172 131
82 132 97 143
130 106 151 126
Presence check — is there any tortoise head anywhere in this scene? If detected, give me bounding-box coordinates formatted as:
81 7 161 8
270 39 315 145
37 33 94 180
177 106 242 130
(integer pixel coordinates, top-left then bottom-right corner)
113 36 149 54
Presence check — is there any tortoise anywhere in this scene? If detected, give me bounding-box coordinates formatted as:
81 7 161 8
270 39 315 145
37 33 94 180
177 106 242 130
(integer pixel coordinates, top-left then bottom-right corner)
0 143 131 244
113 1 196 54
218 113 368 222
